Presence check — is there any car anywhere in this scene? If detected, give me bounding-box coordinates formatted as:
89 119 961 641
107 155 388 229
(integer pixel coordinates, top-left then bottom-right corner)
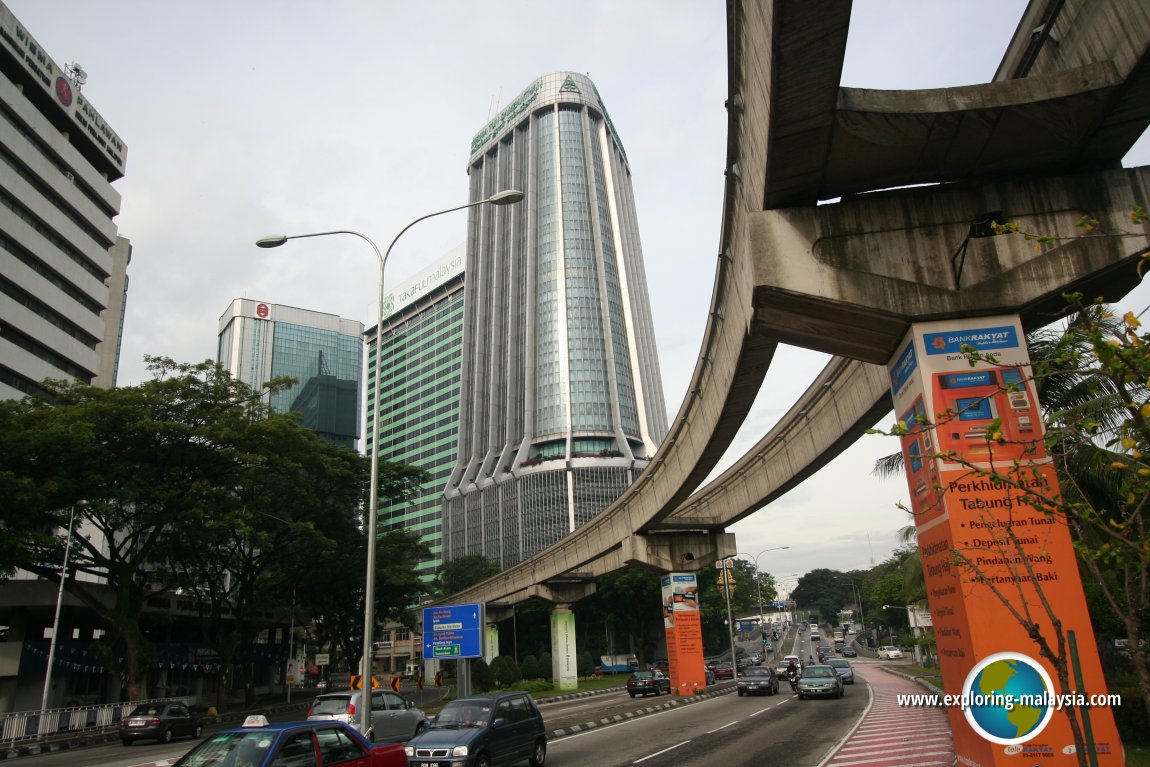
736 666 779 696
797 665 845 699
878 646 905 660
834 641 845 652
119 702 203 746
171 715 406 767
308 689 430 742
711 662 734 680
827 658 855 684
650 659 669 673
816 646 834 661
627 670 671 697
405 691 546 767
841 646 857 658
775 654 802 678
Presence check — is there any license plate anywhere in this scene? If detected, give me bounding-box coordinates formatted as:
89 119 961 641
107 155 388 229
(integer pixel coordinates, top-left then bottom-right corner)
129 718 147 726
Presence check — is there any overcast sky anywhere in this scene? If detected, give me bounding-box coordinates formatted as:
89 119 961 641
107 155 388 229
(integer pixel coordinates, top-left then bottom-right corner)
11 1 1148 584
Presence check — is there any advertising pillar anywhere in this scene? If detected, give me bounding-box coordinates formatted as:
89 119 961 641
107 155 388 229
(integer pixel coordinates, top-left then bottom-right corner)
549 604 578 691
661 573 707 695
484 623 499 664
888 315 1123 766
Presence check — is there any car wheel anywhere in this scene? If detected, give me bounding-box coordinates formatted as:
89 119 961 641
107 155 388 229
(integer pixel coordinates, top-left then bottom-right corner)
193 723 203 738
629 693 636 698
415 720 429 737
161 728 174 744
737 691 744 696
798 693 805 700
529 738 547 767
476 753 492 767
121 738 131 747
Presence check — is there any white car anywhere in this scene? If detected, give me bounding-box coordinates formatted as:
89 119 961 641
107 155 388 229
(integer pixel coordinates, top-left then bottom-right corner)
878 646 904 659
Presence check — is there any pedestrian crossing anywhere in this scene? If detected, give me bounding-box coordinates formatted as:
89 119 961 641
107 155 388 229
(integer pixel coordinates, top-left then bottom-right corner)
822 665 954 767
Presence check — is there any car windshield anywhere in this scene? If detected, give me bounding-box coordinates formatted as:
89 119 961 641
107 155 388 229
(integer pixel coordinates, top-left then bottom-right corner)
631 671 654 679
803 667 836 678
434 702 492 728
128 705 164 716
743 668 770 677
175 732 271 767
310 697 351 715
830 660 848 668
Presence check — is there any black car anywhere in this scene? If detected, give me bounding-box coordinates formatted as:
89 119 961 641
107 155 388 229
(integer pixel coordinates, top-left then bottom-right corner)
119 701 202 745
405 692 547 767
736 666 779 696
627 670 671 697
841 646 857 657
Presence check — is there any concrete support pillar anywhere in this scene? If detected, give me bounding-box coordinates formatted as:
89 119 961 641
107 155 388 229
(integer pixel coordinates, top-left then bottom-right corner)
484 622 499 664
549 604 578 691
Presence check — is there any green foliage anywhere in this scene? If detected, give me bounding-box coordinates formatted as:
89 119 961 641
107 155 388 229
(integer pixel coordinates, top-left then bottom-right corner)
435 555 500 598
580 566 664 664
490 655 522 688
519 654 540 680
517 680 554 694
537 651 553 679
470 659 495 692
577 651 596 678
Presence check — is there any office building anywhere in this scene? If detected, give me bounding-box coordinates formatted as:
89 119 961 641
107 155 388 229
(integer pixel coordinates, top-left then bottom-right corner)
369 247 465 581
444 72 668 568
0 1 129 400
217 299 363 450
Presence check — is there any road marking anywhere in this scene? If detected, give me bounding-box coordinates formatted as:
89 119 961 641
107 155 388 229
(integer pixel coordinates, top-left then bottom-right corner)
634 740 691 763
705 721 739 734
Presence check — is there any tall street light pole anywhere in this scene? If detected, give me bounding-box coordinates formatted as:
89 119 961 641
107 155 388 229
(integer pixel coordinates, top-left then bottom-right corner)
38 501 85 740
257 188 524 734
734 547 790 647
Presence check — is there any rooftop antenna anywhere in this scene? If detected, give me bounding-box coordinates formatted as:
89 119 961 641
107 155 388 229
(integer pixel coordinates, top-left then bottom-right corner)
867 532 875 566
65 62 87 90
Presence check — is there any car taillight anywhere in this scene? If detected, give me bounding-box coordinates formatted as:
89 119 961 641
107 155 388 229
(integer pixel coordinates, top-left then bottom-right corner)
306 706 314 717
118 719 126 727
348 702 356 716
149 718 162 726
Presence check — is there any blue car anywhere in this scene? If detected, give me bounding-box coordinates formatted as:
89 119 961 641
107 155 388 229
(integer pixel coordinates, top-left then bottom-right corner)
171 715 407 767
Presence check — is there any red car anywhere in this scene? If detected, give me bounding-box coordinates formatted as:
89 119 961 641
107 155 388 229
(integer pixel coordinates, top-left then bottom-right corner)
172 715 407 767
712 662 734 679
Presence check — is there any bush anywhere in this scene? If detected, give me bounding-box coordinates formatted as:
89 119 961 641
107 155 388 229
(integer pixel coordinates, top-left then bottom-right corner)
577 651 596 677
538 652 553 678
519 655 540 679
471 659 495 692
519 680 553 694
491 656 522 688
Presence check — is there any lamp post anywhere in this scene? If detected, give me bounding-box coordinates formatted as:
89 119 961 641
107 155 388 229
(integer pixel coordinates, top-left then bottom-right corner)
883 603 923 664
257 188 524 734
38 501 85 740
718 556 739 683
733 547 790 648
849 581 866 638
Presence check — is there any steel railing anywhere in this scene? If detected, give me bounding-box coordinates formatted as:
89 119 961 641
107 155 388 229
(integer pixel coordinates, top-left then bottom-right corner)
2 696 195 744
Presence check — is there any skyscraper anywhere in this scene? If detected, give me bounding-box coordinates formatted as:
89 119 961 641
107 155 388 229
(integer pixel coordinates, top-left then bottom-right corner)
217 299 363 450
0 1 129 400
370 247 466 580
444 72 668 568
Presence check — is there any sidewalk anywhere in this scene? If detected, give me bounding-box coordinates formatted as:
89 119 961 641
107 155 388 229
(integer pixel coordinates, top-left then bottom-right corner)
821 664 954 767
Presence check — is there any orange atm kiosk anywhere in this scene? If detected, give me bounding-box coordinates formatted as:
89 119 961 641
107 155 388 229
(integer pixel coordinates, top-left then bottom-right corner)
932 367 1044 463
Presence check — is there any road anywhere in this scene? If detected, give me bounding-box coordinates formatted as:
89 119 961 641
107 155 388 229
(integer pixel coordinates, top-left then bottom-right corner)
28 625 886 767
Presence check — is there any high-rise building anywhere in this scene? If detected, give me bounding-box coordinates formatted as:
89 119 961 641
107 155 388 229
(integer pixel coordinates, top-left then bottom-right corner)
444 72 668 568
0 1 129 400
369 247 466 580
217 299 363 450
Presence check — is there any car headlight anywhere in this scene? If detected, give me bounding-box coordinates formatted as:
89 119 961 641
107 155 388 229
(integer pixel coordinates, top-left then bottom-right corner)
404 747 414 757
452 746 469 757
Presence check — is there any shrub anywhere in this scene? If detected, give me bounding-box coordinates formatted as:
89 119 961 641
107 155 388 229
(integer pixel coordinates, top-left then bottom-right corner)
491 656 522 688
519 654 540 679
538 652 552 678
471 659 495 692
577 651 596 677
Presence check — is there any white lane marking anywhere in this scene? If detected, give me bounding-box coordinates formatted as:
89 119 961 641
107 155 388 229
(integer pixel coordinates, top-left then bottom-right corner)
634 740 691 763
705 721 739 734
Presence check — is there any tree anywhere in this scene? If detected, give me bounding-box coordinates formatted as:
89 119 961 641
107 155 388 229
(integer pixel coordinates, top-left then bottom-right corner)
471 658 495 692
490 655 521 688
434 555 500 598
581 567 663 666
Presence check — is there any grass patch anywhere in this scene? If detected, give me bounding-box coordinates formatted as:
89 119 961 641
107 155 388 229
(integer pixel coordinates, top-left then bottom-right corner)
423 675 627 714
894 663 944 687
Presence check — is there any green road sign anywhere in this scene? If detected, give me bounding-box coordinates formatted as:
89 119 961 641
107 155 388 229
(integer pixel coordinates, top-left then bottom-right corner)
433 644 461 657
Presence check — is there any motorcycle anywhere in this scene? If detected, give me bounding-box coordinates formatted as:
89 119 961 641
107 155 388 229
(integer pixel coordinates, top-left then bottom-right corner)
787 667 799 693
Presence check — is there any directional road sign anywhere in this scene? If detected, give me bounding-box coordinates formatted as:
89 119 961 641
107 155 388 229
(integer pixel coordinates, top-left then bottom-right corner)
422 603 483 659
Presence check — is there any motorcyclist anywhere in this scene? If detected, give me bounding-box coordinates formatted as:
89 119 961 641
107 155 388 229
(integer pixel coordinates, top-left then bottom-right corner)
786 658 800 691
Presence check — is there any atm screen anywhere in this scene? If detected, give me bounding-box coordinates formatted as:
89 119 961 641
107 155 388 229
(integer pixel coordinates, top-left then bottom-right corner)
955 396 994 420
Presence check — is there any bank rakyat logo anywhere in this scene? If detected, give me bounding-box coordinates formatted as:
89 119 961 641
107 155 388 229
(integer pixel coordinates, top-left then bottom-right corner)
963 652 1056 744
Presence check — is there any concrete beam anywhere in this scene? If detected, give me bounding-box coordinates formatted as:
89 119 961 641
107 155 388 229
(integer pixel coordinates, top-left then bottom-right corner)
749 167 1150 363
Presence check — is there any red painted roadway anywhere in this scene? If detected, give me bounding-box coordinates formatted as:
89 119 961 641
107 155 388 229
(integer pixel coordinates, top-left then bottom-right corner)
822 664 955 767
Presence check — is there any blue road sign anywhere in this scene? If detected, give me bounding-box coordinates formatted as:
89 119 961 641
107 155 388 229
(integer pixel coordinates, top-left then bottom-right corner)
422 603 483 659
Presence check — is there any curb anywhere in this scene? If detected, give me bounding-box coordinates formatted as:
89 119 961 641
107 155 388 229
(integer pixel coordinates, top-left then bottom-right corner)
536 685 625 704
878 664 946 697
547 685 735 738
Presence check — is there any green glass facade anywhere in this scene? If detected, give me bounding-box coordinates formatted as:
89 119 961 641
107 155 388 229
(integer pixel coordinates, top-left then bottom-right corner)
370 259 465 581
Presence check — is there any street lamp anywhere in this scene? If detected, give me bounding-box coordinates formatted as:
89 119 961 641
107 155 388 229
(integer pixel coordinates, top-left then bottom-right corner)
883 603 923 664
733 547 790 648
257 188 524 734
38 500 85 740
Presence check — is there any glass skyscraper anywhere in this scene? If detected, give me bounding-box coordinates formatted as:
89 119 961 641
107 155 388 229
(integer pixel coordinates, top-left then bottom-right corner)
369 248 466 581
217 299 363 450
444 72 668 568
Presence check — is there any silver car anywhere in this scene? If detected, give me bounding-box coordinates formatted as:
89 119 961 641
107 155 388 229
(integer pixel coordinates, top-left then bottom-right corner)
308 689 429 743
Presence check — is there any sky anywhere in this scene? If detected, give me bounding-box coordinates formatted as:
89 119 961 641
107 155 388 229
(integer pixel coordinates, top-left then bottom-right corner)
10 1 1148 584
